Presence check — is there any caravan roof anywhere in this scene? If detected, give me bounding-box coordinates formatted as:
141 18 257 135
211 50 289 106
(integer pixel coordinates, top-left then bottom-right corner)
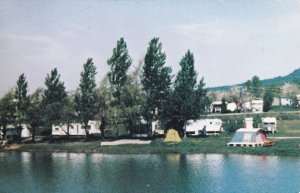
261 117 276 123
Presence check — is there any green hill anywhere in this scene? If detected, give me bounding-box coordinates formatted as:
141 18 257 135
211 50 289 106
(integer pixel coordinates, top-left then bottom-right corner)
209 68 300 91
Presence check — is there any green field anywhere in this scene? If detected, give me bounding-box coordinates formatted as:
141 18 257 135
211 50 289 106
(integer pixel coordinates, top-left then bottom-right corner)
10 136 299 157
276 120 300 136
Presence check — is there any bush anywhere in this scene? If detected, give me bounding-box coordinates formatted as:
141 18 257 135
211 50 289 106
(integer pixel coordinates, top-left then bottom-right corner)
223 120 243 133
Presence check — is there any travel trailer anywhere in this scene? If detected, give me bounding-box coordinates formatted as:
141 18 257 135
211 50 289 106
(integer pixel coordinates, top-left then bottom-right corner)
131 117 153 138
212 101 222 113
186 119 223 136
2 124 31 139
52 120 101 136
226 102 237 112
261 117 277 133
280 98 292 106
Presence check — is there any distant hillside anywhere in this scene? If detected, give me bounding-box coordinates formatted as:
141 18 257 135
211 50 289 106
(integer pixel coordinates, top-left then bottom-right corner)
261 68 300 85
209 68 300 91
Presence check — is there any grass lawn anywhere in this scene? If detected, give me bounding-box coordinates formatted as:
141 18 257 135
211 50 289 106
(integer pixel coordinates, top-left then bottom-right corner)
9 135 299 157
276 120 300 136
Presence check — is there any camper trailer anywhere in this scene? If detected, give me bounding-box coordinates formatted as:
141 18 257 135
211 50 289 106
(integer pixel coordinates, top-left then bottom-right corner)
186 119 223 136
212 101 222 113
131 117 153 138
227 102 237 112
52 120 101 136
261 117 277 133
3 124 31 139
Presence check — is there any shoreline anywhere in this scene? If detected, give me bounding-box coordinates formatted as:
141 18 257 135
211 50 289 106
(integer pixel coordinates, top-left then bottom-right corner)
1 137 300 157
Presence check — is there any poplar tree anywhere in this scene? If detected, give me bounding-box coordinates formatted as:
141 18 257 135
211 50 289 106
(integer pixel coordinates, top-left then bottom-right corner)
141 37 172 122
14 73 29 140
75 58 98 140
107 37 132 102
245 76 263 98
0 91 16 139
172 50 207 137
27 88 44 143
43 68 67 130
106 38 132 137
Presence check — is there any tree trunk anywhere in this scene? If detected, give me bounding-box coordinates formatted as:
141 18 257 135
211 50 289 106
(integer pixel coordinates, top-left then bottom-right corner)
100 117 105 140
17 125 22 144
84 122 89 141
32 127 35 143
183 120 187 138
2 124 7 140
67 123 70 138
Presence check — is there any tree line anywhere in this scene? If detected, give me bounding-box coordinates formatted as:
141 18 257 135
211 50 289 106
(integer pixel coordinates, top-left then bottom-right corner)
0 37 209 142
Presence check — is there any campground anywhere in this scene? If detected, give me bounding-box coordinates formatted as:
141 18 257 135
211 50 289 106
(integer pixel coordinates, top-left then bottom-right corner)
1 117 300 157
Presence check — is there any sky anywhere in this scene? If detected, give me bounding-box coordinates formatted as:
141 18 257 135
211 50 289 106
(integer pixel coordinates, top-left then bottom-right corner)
1 0 300 97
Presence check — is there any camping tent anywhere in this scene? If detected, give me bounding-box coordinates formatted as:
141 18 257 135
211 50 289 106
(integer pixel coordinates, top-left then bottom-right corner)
164 129 181 143
227 128 268 147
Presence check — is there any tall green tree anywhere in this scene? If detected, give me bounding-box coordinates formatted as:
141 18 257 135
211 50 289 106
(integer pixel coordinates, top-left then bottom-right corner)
75 58 98 140
27 88 44 143
221 97 227 114
171 50 207 137
14 73 29 140
105 38 132 138
141 37 172 122
0 90 16 139
263 91 274 112
245 75 263 98
42 68 67 132
107 37 132 102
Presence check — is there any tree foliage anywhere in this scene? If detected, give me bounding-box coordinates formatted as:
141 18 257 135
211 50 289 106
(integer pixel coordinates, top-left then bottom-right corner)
263 91 274 112
221 97 227 114
99 66 145 138
75 58 98 139
27 88 44 142
245 75 263 98
0 91 16 139
42 68 67 128
107 37 132 101
170 50 208 136
14 73 30 141
142 37 172 122
14 73 29 121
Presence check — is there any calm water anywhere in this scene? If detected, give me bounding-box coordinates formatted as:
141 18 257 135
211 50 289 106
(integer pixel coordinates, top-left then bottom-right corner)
0 152 299 193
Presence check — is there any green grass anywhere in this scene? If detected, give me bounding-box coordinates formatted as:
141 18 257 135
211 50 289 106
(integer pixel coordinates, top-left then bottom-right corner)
12 136 300 157
275 120 300 136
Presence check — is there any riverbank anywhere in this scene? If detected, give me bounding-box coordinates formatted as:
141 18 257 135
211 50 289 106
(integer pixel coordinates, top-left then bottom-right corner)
2 136 300 157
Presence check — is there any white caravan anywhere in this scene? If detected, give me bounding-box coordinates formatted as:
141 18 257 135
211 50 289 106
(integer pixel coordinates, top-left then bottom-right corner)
52 120 101 136
261 117 277 133
227 102 237 112
186 119 223 136
4 124 31 139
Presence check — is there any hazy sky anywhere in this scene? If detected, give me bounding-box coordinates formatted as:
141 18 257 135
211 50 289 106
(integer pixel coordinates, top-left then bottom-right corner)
1 0 300 96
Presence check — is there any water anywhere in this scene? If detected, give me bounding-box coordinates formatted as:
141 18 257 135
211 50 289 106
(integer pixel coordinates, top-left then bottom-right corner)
0 152 299 193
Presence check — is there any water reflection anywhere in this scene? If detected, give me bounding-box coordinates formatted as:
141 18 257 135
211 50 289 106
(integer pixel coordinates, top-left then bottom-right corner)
0 152 299 193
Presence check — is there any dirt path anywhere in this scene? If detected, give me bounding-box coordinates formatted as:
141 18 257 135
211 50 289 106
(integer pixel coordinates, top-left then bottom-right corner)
268 137 300 139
